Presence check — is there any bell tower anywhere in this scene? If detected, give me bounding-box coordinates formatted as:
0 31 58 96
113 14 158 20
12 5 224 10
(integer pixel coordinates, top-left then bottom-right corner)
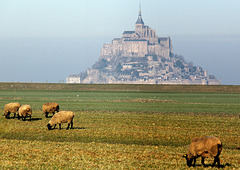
135 3 144 37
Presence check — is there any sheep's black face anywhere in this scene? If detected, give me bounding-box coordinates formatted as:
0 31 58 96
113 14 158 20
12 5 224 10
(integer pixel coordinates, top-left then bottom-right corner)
182 154 193 167
47 123 52 130
56 106 59 112
4 112 10 119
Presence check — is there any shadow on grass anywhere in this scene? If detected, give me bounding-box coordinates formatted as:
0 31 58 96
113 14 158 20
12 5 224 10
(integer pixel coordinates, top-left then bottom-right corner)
45 115 53 118
4 117 42 121
73 127 86 130
6 117 18 119
47 127 86 130
193 163 231 169
28 118 42 121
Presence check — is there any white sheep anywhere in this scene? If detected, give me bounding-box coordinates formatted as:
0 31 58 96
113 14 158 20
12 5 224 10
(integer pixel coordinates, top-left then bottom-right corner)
42 102 59 118
18 105 32 121
47 111 75 130
3 102 21 119
182 136 222 168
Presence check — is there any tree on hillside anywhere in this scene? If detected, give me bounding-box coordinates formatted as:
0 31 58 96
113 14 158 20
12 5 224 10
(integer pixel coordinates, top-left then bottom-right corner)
92 59 108 69
175 60 185 69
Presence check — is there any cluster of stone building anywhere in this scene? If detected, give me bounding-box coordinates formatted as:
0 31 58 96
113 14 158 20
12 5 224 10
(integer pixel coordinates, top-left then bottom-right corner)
66 7 220 85
100 8 172 61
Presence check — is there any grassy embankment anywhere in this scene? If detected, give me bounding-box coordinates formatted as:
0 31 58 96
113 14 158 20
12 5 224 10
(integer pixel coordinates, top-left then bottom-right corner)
0 83 239 169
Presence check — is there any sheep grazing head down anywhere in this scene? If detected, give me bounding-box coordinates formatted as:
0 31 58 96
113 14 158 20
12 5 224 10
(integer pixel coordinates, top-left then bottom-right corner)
47 111 75 130
3 102 21 119
18 105 32 121
42 102 59 118
183 136 222 168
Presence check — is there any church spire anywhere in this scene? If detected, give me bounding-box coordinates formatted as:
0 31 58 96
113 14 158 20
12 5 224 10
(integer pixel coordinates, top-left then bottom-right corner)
135 2 144 25
139 2 141 16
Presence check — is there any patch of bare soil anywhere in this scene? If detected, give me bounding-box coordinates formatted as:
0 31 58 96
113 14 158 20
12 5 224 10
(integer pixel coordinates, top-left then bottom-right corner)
114 99 179 103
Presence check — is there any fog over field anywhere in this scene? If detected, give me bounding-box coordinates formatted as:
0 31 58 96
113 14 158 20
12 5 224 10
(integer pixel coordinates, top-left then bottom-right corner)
1 35 239 85
0 0 239 85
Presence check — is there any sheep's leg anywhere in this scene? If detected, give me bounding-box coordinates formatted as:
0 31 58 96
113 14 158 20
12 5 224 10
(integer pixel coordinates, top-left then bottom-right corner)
45 112 48 118
212 156 220 168
193 158 196 167
201 157 206 167
59 124 61 130
70 121 73 129
212 158 216 167
29 115 31 121
217 157 220 168
66 123 70 130
53 124 56 129
14 112 16 119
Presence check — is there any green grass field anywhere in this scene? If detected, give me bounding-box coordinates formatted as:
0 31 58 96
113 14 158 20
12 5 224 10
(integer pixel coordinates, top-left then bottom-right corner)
0 84 240 169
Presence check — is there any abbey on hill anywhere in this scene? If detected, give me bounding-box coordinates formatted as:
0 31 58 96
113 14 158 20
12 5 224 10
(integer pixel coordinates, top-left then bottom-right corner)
100 8 172 61
66 8 220 85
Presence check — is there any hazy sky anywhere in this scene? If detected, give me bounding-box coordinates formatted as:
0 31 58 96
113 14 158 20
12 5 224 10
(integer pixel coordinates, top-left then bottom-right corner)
0 0 240 84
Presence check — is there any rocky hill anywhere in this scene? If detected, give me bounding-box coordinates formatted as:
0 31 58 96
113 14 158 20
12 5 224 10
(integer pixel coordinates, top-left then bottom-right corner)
76 53 219 85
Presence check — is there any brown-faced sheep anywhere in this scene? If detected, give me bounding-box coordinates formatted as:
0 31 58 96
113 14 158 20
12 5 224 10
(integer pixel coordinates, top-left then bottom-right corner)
47 111 75 130
183 136 222 168
18 105 32 121
42 102 59 118
3 102 21 119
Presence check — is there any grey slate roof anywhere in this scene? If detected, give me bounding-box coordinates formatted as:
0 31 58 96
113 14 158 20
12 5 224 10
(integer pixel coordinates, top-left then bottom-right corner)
123 31 135 34
158 37 169 42
135 14 144 24
124 39 147 42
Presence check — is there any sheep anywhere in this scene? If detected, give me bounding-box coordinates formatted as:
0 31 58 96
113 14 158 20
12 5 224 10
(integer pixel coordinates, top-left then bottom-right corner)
42 102 59 118
3 102 21 119
18 105 32 121
182 136 222 168
47 111 75 130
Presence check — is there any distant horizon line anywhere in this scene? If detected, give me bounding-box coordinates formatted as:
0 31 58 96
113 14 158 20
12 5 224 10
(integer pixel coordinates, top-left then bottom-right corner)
1 34 240 39
0 81 239 86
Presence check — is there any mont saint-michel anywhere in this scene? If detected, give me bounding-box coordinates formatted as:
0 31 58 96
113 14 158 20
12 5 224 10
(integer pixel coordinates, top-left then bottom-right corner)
67 8 220 85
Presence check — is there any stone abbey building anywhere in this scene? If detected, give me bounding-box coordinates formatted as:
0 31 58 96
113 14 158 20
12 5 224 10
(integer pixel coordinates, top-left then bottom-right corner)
66 7 220 85
100 9 172 60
